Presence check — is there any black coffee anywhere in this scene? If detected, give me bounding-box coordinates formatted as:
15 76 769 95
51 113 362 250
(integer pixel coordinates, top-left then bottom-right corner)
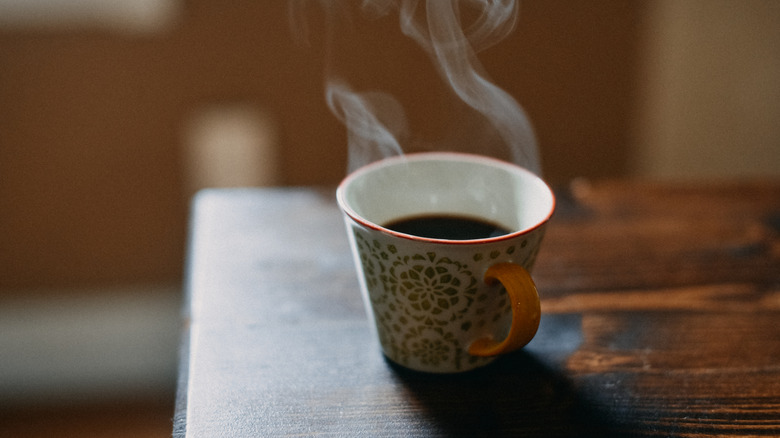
384 215 511 240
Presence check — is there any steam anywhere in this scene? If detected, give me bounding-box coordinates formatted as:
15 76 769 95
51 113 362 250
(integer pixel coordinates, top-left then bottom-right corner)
319 0 540 175
326 80 408 175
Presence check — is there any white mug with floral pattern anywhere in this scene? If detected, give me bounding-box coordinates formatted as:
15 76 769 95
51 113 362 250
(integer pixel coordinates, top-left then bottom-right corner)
337 152 555 373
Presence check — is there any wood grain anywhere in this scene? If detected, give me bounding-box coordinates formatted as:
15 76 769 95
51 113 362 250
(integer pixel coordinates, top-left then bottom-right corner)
176 181 780 437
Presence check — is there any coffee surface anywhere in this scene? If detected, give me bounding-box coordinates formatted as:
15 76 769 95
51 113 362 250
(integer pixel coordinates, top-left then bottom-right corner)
383 215 510 240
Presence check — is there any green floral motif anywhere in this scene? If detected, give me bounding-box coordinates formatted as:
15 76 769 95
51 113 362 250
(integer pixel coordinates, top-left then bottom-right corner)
387 252 477 323
405 325 458 367
411 338 450 366
352 230 513 371
473 243 520 262
353 234 395 306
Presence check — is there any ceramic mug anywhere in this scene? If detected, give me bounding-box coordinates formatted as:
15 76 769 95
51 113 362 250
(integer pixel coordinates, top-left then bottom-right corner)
337 152 555 373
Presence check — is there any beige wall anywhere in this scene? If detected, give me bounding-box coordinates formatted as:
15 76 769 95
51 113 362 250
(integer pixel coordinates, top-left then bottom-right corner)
633 0 780 180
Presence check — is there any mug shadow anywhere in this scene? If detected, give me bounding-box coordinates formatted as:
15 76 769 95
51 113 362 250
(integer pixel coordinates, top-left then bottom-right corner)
386 315 627 437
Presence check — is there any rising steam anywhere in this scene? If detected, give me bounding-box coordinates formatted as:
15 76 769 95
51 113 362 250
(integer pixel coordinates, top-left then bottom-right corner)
326 80 409 175
310 0 540 175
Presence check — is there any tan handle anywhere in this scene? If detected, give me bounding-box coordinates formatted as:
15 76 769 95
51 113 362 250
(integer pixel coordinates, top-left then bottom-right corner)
468 262 541 357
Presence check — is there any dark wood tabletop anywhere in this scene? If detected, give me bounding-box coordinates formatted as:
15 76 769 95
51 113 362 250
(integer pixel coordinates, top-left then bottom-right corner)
174 181 780 437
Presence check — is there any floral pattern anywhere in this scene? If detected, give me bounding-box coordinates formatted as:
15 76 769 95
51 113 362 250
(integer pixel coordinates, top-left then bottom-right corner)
352 230 531 372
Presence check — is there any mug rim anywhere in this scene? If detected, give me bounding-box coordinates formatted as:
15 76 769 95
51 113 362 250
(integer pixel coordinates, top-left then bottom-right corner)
336 152 556 246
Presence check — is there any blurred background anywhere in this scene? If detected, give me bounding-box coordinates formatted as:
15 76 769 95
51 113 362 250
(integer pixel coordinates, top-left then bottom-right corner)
1 0 778 436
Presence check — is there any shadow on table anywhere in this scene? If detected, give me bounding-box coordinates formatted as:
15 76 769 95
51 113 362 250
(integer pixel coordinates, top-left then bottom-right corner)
388 314 626 437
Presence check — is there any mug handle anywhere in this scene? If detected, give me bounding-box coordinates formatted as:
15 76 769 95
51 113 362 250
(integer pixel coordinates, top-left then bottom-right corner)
468 262 541 357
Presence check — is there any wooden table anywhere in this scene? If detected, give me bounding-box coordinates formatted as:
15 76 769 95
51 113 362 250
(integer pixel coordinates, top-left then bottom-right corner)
174 181 780 437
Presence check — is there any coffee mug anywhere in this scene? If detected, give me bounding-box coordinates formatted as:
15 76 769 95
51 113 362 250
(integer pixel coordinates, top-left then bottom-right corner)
337 152 555 373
